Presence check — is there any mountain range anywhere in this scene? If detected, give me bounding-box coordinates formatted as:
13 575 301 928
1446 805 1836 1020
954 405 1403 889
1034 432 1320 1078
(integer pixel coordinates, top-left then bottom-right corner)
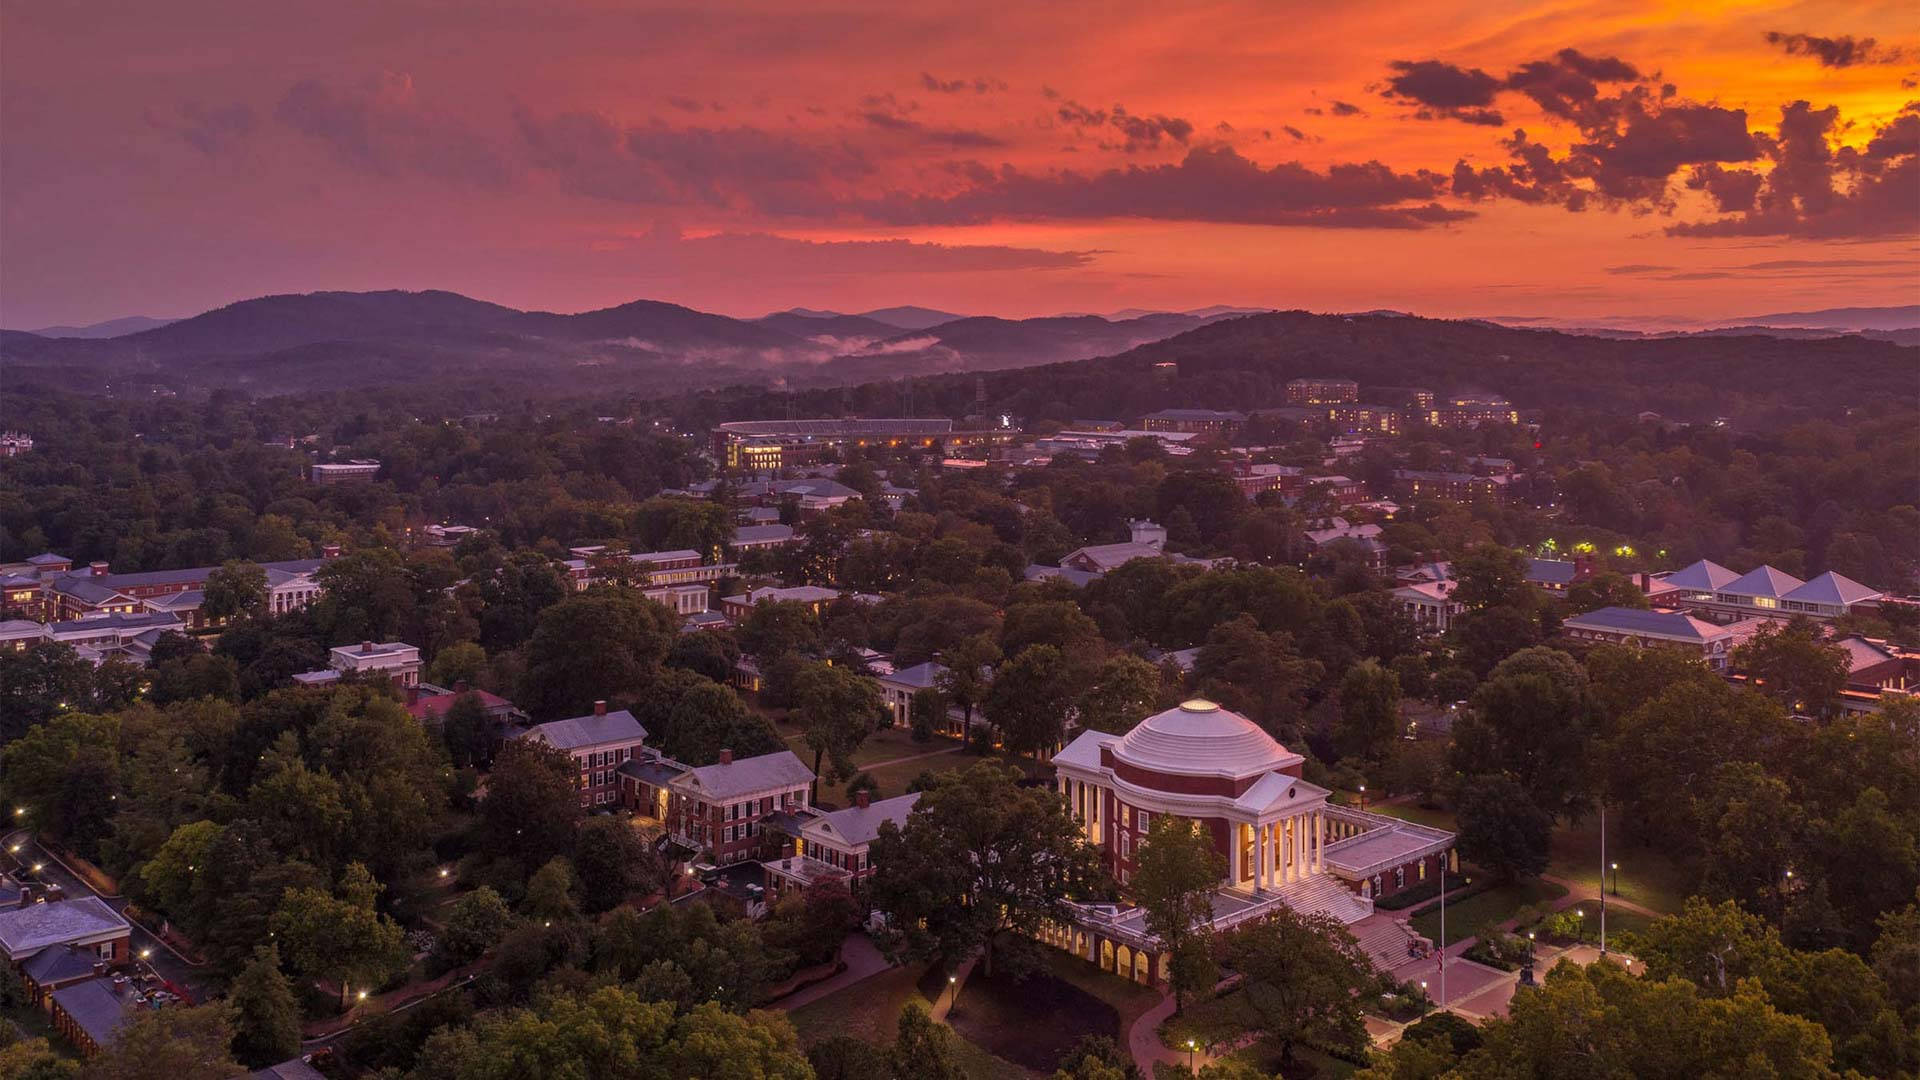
4 291 1913 397
0 290 1248 395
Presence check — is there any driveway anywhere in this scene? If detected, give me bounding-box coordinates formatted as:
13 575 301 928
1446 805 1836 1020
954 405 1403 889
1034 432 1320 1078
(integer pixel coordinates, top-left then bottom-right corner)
5 830 211 1001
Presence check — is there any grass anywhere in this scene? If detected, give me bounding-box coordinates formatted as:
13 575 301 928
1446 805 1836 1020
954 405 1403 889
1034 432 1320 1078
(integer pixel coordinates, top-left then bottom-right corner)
835 745 1047 802
775 721 966 771
1409 878 1567 944
1546 821 1693 916
1368 802 1459 832
1553 898 1660 942
785 961 1038 1079
948 956 1130 1073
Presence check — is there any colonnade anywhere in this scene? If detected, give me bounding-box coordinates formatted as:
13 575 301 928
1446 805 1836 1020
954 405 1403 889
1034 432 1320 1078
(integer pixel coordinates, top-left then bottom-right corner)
1235 811 1324 891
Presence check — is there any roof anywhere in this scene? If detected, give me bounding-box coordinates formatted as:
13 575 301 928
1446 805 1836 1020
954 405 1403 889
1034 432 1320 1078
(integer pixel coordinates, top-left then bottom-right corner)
524 709 646 751
22 944 101 985
881 660 948 690
1024 564 1102 588
26 553 71 566
1110 699 1301 781
1722 565 1805 599
732 524 796 544
675 750 814 800
1836 635 1897 673
1526 558 1579 586
1394 581 1457 602
248 1060 328 1080
329 641 418 662
1782 571 1882 606
45 612 183 636
1306 524 1382 547
50 978 137 1047
1143 408 1248 422
0 897 130 959
807 793 922 848
1659 559 1741 592
1233 772 1332 816
1064 541 1166 572
405 689 516 720
1562 606 1727 642
1054 729 1117 772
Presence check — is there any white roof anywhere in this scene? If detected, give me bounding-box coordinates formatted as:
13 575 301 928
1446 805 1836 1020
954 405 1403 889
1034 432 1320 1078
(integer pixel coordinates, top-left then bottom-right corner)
1783 571 1882 606
805 792 922 849
1111 700 1302 780
1659 559 1740 592
0 897 129 959
1722 565 1805 599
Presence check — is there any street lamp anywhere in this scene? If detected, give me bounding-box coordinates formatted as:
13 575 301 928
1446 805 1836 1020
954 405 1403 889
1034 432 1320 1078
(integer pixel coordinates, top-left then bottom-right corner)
1610 862 1619 896
945 974 957 1012
1357 785 1367 810
1187 1039 1197 1074
1420 980 1430 1018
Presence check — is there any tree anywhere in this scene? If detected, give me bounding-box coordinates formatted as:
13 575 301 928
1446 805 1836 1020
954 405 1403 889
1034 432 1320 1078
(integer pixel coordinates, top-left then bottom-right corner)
201 559 269 622
574 814 666 913
1001 600 1102 656
888 1001 967 1080
1565 570 1649 613
1134 816 1223 1012
518 590 677 718
1335 660 1402 763
936 634 1001 740
270 864 412 1008
228 945 301 1067
0 709 120 854
438 691 494 769
478 739 582 874
438 886 516 966
1453 958 1832 1080
666 628 740 683
1734 618 1850 718
473 550 568 650
1450 647 1590 818
762 880 861 967
1054 1035 1141 1080
523 856 581 922
794 661 889 789
1451 544 1535 613
909 687 946 742
738 600 823 663
0 642 110 742
869 763 1100 976
1389 654 1430 701
1454 774 1552 882
0 1038 76 1080
85 1002 241 1080
984 645 1074 756
1213 907 1377 1067
810 1036 888 1080
658 680 782 765
1077 655 1163 735
1193 615 1323 740
1450 606 1541 677
427 641 488 688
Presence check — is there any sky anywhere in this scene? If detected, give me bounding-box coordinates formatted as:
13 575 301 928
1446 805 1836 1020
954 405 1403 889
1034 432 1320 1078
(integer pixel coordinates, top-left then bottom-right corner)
2 0 1916 329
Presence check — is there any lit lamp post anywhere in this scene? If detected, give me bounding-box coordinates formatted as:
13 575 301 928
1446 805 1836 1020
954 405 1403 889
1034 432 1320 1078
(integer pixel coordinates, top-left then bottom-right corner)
1610 862 1619 896
1419 980 1430 1018
1357 785 1367 811
945 974 957 1013
1187 1039 1197 1074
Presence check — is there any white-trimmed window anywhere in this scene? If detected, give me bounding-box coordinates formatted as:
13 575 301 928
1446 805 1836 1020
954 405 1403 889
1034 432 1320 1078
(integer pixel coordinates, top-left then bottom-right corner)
1136 811 1151 833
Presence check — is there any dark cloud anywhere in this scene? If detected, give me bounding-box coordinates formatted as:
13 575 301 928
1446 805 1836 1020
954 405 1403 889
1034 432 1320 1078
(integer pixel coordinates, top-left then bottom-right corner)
1056 100 1107 127
1505 48 1640 121
919 72 1006 94
665 96 704 112
1282 125 1309 141
613 227 1096 275
1107 107 1194 151
275 74 511 187
1667 101 1920 238
1604 264 1675 274
849 144 1470 229
1764 32 1907 67
1385 59 1503 108
1685 162 1764 212
1418 106 1504 126
1329 100 1366 117
859 110 1006 147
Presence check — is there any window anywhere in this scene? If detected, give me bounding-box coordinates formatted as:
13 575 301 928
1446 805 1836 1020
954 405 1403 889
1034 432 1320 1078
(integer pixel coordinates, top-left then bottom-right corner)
1121 805 1132 829
1136 811 1151 833
1119 833 1131 858
723 825 735 843
1395 867 1405 889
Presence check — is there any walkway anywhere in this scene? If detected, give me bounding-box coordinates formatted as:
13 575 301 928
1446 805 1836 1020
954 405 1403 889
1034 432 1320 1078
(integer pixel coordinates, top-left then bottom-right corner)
772 932 895 1011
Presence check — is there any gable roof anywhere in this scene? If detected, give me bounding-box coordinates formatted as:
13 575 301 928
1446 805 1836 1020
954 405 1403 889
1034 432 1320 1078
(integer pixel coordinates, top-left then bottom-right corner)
882 660 948 690
1563 606 1727 642
1722 565 1805 599
675 750 814 800
1782 571 1882 607
1063 541 1166 572
1660 559 1741 592
525 709 645 751
1526 558 1579 586
807 792 922 848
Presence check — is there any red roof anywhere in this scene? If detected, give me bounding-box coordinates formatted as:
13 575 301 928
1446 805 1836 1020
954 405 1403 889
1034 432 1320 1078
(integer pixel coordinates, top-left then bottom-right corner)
406 690 513 720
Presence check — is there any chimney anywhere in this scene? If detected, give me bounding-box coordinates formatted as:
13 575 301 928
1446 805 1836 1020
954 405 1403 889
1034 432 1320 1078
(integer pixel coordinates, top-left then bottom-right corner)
1638 572 1651 592
321 543 342 559
91 960 109 979
453 680 469 693
593 699 607 716
361 640 374 654
89 561 110 577
405 686 421 706
856 790 870 809
718 748 733 765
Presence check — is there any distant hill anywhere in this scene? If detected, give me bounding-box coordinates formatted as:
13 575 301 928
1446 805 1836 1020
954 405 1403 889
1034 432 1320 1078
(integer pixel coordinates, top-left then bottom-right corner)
0 289 1223 396
21 315 176 338
857 305 968 330
679 309 1918 427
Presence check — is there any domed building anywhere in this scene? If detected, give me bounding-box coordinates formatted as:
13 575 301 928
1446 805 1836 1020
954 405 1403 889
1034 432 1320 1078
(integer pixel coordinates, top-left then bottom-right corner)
1044 699 1456 985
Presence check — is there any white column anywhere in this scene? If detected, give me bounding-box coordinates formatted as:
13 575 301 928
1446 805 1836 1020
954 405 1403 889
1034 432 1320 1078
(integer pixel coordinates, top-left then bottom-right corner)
1314 811 1325 872
1276 818 1288 885
1229 823 1242 885
1254 823 1267 890
1289 816 1302 882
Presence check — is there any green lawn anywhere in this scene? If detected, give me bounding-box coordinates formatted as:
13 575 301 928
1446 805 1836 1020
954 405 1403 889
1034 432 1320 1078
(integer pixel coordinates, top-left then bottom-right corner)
1369 802 1458 832
785 962 1038 1079
1409 879 1567 944
835 746 1046 802
1546 822 1693 916
776 721 966 771
1552 898 1660 942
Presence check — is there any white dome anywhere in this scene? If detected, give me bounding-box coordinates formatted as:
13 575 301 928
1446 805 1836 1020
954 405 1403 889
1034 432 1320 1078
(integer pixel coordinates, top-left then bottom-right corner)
1112 699 1298 780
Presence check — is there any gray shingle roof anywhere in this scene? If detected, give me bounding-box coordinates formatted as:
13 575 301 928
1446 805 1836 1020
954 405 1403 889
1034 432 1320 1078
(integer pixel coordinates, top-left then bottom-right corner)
1657 559 1740 592
50 978 137 1047
882 661 948 690
1782 571 1882 606
1526 558 1579 586
809 792 921 848
0 897 129 960
22 944 100 985
732 524 796 544
1722 565 1805 599
525 710 646 751
675 750 814 800
1563 606 1724 642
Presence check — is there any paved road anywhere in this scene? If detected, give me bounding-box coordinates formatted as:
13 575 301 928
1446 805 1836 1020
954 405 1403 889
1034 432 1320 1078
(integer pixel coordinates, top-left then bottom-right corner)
6 830 211 1001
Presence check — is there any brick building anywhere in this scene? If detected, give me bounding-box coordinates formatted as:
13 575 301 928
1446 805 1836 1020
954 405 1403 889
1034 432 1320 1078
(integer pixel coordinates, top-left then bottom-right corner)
520 702 648 809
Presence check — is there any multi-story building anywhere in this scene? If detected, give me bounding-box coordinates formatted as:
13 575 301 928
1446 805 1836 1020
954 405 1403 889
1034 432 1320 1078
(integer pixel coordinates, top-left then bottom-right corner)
0 896 132 971
1285 378 1359 405
875 660 948 727
0 432 32 457
1559 606 1768 670
1037 701 1456 985
1139 409 1248 438
710 419 1014 472
521 702 648 809
308 460 382 485
33 557 327 625
1303 475 1366 507
1232 464 1305 500
562 548 734 592
641 749 817 864
1327 404 1403 436
730 524 798 552
1427 396 1518 429
325 640 422 686
1393 580 1465 635
719 584 862 621
1393 469 1510 503
1650 559 1886 624
763 790 922 896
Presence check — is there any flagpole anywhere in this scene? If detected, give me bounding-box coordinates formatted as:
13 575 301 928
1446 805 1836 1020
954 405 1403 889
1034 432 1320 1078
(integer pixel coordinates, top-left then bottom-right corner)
1599 805 1607 955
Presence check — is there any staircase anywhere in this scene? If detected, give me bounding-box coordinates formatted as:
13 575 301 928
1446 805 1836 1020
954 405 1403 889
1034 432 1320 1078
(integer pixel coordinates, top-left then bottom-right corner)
1268 872 1375 926
1349 916 1428 975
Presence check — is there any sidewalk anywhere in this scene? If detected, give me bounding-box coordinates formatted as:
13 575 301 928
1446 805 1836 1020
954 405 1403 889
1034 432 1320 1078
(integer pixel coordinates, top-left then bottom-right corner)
773 932 895 1011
